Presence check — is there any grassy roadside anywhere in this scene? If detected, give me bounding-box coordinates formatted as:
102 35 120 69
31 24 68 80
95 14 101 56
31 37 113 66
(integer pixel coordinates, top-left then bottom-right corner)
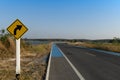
0 37 51 80
69 42 120 53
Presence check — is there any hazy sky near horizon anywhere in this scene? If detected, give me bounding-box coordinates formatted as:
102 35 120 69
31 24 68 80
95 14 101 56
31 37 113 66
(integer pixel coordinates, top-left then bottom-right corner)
0 0 120 39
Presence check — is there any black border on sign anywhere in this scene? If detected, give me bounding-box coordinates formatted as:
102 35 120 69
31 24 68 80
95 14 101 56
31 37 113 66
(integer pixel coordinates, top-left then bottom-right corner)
7 19 28 40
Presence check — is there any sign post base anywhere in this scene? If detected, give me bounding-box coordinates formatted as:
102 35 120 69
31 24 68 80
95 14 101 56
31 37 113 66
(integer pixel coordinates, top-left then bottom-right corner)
16 74 20 80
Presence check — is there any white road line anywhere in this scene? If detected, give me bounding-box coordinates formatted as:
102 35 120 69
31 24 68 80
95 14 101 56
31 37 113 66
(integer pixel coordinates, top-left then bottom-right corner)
57 46 85 80
85 52 96 57
45 43 53 80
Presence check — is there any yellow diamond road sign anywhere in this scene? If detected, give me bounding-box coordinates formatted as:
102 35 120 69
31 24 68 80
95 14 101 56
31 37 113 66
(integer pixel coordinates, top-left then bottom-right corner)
7 19 28 39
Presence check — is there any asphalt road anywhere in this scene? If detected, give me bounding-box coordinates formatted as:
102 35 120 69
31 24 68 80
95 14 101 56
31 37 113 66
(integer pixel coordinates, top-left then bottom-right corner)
57 43 120 80
48 44 80 80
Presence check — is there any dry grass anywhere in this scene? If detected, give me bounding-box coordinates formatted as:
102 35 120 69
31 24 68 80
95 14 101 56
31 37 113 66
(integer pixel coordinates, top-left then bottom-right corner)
0 37 16 58
0 56 47 80
7 37 15 54
70 42 120 53
0 41 7 51
0 37 51 80
0 60 15 80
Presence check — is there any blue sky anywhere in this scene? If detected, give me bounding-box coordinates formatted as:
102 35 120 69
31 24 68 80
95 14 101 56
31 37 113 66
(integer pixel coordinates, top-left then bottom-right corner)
0 0 120 39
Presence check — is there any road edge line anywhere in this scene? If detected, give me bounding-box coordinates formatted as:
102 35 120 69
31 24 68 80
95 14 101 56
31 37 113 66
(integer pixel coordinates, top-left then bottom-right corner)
45 43 53 80
57 46 85 80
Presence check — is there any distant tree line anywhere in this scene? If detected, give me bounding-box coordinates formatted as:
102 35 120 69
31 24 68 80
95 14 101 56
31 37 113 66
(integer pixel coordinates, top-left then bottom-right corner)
109 37 120 43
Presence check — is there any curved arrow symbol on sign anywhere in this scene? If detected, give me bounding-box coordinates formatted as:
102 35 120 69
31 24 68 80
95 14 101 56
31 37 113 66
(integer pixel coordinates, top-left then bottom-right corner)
14 25 22 35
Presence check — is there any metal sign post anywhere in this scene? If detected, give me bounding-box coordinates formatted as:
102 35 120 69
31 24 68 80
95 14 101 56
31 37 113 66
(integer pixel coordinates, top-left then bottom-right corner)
16 38 20 79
